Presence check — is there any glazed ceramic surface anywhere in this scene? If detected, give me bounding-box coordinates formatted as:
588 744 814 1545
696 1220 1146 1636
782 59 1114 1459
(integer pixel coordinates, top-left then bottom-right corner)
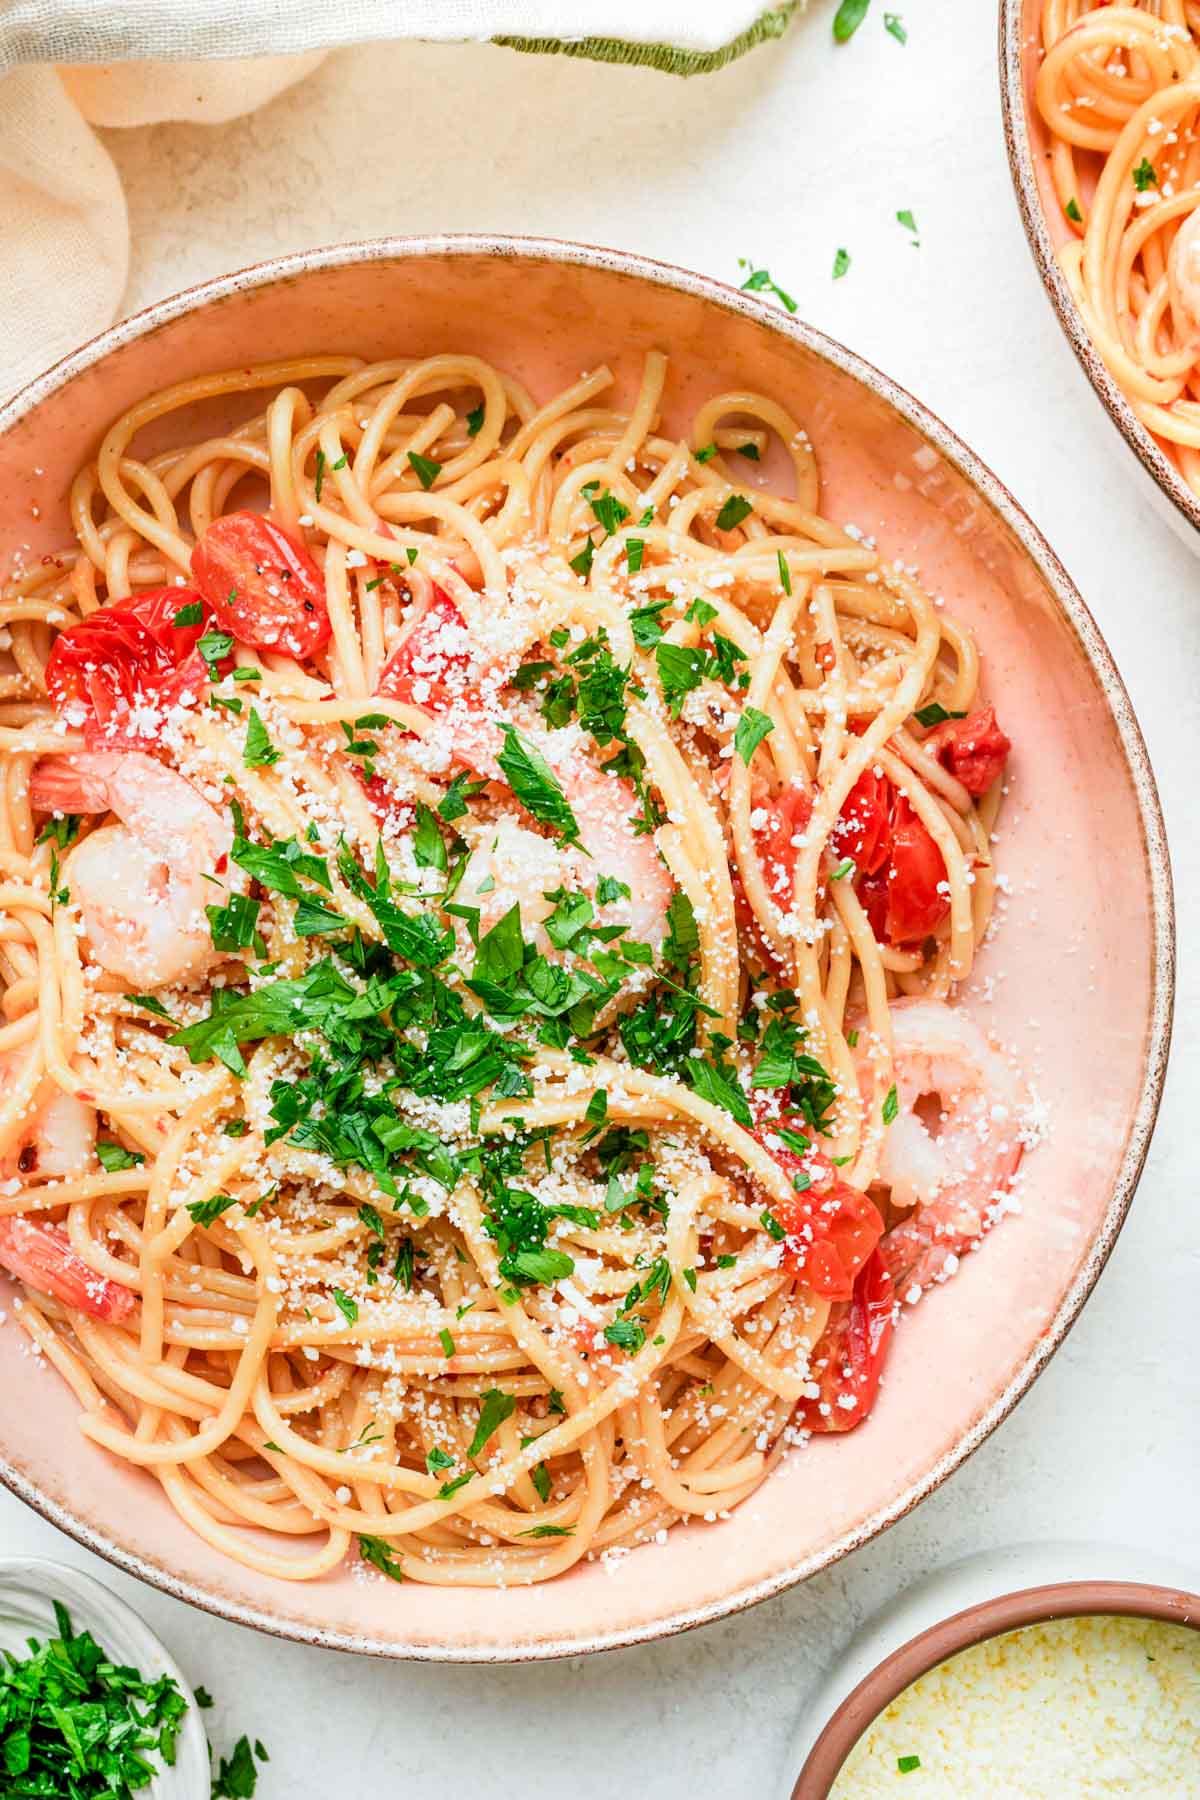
0 237 1173 1660
1000 0 1200 548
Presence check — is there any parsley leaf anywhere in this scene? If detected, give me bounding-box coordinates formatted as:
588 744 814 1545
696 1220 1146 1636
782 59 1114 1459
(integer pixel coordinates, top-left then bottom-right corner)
496 725 581 843
359 1535 405 1582
715 494 753 533
408 451 442 490
468 1389 516 1459
738 261 798 313
832 246 852 280
735 706 774 765
95 1141 144 1172
243 709 280 769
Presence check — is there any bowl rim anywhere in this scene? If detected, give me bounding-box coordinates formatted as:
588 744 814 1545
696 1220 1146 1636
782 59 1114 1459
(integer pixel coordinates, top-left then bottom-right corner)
997 0 1200 538
0 232 1177 1661
791 1577 1200 1796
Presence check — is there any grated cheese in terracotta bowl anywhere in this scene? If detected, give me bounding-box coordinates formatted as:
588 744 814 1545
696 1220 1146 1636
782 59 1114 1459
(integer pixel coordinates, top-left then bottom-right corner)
830 1614 1200 1796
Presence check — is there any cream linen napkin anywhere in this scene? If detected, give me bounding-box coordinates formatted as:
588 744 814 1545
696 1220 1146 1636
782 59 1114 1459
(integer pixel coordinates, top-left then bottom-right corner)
0 2 797 399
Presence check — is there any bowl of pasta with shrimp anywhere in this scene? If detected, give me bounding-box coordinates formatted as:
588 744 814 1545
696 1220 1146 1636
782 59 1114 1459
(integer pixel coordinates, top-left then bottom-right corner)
0 236 1172 1660
1001 0 1200 542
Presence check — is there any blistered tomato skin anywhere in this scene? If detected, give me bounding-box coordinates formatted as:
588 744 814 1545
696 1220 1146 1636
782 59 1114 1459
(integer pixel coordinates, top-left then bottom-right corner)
924 705 1011 796
191 512 331 660
43 586 213 745
753 1118 885 1302
799 1249 895 1435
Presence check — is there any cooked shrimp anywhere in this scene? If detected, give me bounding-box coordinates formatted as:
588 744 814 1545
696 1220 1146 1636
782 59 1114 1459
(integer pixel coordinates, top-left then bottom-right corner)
381 582 673 952
31 752 236 988
861 998 1030 1293
0 1051 96 1181
0 1216 134 1322
0 1058 131 1323
456 747 673 955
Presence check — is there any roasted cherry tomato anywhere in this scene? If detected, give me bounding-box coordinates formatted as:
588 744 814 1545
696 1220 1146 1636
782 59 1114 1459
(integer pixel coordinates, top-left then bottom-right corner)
882 793 949 944
754 1117 885 1302
43 586 213 745
798 1249 894 1434
376 582 472 711
924 705 1011 796
191 511 330 660
829 768 892 877
748 783 813 913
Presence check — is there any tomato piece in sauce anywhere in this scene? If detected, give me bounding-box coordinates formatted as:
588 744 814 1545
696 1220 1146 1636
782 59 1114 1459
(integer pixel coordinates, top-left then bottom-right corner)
376 583 472 712
924 705 1011 796
191 512 331 660
749 783 813 914
798 1249 894 1435
43 586 213 745
829 768 891 877
754 1119 884 1302
881 793 949 944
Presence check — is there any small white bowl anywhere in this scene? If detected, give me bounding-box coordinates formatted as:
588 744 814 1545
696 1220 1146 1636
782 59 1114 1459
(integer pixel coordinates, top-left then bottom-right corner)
784 1540 1200 1796
0 1558 209 1798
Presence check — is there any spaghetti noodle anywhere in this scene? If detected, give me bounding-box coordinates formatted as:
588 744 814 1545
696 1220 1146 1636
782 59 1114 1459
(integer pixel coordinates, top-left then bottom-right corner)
1035 1 1200 497
0 350 1028 1588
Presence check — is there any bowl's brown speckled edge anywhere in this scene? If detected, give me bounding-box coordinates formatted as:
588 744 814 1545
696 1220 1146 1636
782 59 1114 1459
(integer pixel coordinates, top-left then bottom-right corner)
0 236 1177 1662
998 0 1200 542
792 1579 1200 1796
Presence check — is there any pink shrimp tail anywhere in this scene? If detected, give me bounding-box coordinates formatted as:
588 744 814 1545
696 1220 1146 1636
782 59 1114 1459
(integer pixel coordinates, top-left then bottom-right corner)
30 754 121 816
0 1215 135 1322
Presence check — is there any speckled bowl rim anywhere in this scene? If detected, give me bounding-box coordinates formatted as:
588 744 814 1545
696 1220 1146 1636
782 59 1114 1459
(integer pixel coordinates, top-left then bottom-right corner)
791 1578 1200 1796
998 0 1200 539
0 234 1177 1662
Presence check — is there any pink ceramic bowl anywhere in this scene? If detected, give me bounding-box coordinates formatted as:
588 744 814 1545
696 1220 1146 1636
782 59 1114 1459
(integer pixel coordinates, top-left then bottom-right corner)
0 236 1174 1661
999 0 1200 546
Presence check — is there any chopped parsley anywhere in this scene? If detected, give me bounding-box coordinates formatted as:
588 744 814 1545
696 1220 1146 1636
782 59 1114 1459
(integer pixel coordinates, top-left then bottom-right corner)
833 0 870 38
883 1083 899 1125
0 1600 187 1797
896 207 920 240
467 1389 516 1458
332 1287 358 1325
1065 196 1082 223
496 725 581 844
1132 157 1158 192
187 1192 238 1227
735 706 774 765
358 1535 405 1582
715 494 754 533
914 700 966 727
466 404 485 437
737 260 798 313
883 10 906 42
407 451 442 490
897 1754 921 1773
242 709 280 769
832 246 852 280
95 1141 144 1172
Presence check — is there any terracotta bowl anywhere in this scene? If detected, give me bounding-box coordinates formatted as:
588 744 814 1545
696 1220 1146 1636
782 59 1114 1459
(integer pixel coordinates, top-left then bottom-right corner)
999 0 1200 546
0 236 1175 1661
790 1545 1200 1795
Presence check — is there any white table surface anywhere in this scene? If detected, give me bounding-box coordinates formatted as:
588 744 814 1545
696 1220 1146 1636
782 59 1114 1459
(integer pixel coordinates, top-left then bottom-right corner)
4 8 1199 1796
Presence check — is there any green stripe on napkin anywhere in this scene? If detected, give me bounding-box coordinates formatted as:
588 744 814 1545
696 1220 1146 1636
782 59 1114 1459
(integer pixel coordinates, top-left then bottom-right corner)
495 2 799 76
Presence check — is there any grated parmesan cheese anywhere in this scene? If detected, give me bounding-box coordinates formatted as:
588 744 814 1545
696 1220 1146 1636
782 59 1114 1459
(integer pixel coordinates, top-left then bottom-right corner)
831 1615 1200 1796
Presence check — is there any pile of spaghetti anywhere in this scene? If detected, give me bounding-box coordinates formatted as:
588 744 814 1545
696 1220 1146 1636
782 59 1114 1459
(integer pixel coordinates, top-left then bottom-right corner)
0 349 1016 1587
1036 0 1200 496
